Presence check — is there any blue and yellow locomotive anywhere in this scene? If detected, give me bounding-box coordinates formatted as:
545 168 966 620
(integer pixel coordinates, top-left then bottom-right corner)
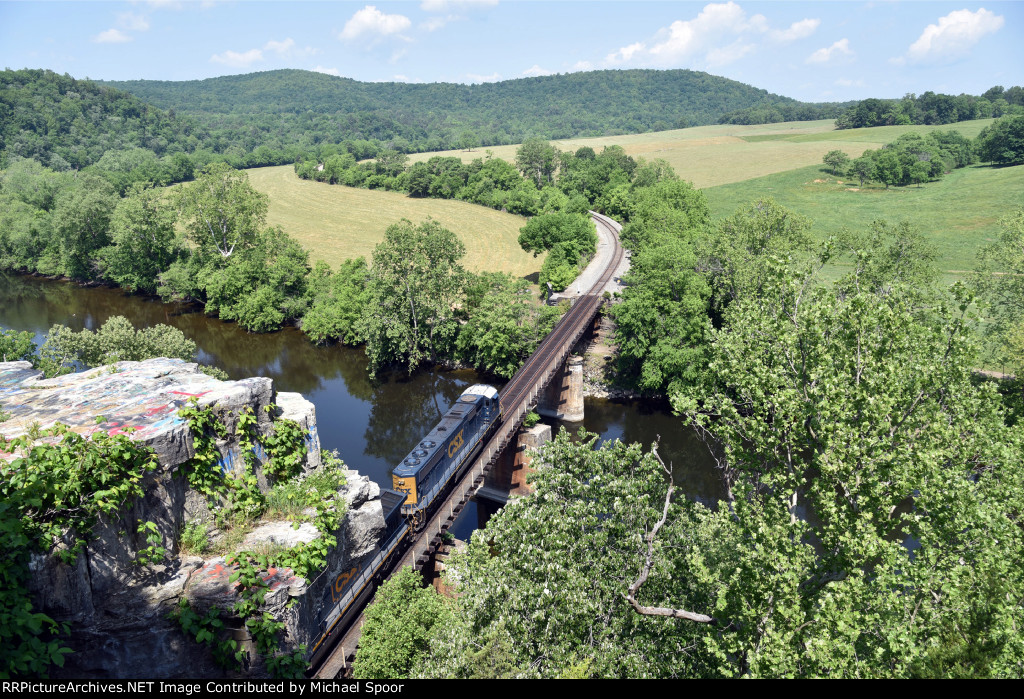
392 384 500 524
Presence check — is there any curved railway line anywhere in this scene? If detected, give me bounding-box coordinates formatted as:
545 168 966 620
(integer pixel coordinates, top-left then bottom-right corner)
311 212 624 678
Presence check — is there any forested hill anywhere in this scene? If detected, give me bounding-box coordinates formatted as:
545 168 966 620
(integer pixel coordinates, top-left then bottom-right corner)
103 68 808 149
1 68 207 171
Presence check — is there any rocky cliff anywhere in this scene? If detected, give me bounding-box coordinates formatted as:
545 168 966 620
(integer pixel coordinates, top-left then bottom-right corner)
0 358 386 678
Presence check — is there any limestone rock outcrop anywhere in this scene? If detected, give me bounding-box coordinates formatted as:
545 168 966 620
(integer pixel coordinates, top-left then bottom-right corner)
0 359 386 678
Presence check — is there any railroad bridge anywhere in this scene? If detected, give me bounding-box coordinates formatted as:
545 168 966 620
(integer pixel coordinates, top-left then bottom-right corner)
312 212 627 677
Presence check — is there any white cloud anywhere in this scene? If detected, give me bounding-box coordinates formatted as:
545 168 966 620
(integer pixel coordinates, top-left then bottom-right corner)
523 65 553 77
391 74 424 83
835 78 865 88
93 28 132 44
117 12 150 32
313 66 341 76
422 15 454 31
904 8 1003 64
210 48 264 67
264 38 295 54
209 38 316 68
806 38 853 64
647 2 750 63
420 0 497 11
706 40 755 67
772 17 819 43
607 41 647 64
605 2 811 68
570 61 594 73
340 6 411 41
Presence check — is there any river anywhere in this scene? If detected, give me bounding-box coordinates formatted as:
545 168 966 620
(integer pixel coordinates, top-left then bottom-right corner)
0 272 724 536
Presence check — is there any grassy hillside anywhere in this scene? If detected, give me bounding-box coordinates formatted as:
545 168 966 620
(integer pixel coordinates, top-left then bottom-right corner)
245 166 540 279
412 119 998 189
704 160 1024 281
410 120 875 189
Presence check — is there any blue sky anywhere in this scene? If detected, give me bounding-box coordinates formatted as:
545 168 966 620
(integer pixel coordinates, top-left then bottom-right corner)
1 1 1021 102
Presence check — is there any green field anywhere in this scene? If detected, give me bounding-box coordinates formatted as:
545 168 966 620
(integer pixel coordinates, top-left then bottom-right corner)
413 115 1011 283
410 120 883 189
411 118 998 190
246 165 541 279
704 160 1024 281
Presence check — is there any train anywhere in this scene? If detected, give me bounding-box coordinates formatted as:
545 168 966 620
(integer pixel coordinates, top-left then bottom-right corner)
308 383 501 669
392 384 500 525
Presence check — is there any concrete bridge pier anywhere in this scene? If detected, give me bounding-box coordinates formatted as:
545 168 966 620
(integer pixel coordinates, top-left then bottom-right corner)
475 423 552 509
537 354 585 422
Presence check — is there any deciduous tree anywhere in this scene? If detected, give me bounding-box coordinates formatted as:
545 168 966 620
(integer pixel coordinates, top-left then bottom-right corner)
174 162 268 260
360 219 467 374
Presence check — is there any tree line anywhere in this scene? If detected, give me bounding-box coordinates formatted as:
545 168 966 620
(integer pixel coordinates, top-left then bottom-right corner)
820 116 1024 191
835 87 1024 129
105 68 801 152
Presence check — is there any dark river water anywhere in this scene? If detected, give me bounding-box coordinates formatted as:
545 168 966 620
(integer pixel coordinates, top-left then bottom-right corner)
0 272 724 535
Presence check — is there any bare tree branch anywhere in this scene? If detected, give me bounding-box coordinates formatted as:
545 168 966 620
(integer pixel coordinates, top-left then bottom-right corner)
624 440 717 625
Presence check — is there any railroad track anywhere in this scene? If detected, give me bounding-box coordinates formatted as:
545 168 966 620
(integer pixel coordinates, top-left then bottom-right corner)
311 212 623 678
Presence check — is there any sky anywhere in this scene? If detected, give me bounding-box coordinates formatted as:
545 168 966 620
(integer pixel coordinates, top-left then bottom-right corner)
1 1 1021 102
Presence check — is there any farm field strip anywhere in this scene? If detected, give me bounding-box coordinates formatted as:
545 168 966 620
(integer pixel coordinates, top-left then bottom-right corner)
246 165 541 279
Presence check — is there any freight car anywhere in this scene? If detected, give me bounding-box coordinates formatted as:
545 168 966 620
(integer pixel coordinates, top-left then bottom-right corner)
308 384 500 668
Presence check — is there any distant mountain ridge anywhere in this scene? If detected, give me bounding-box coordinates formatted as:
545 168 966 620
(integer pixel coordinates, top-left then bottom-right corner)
102 68 831 147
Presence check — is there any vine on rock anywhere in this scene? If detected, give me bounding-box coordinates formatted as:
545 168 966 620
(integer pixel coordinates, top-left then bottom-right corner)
173 400 343 679
0 424 160 678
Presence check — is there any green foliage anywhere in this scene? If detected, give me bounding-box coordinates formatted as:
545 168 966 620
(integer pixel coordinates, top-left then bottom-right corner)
134 520 168 566
975 208 1024 373
853 130 975 189
258 410 307 484
411 212 1024 678
173 401 342 676
51 172 118 280
518 213 597 292
0 424 159 677
38 316 197 376
668 238 1024 676
516 138 559 188
105 68 838 153
414 431 712 679
201 225 311 332
517 212 596 257
301 258 370 345
360 218 467 374
178 520 210 556
822 149 849 174
976 115 1024 165
612 234 711 394
353 567 453 680
611 178 712 394
0 327 36 363
0 69 207 174
522 411 540 428
99 182 180 294
174 162 268 261
456 273 563 379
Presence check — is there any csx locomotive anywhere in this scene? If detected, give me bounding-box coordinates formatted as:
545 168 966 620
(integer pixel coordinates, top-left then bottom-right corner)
392 384 500 524
309 384 500 666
